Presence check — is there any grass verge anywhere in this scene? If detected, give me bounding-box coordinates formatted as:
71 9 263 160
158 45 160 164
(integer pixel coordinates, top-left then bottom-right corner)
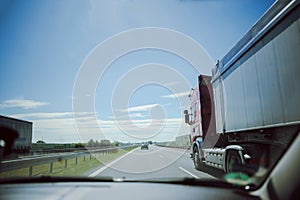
0 147 137 178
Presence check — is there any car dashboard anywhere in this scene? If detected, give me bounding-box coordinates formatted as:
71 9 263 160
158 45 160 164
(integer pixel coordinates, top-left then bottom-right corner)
0 181 259 200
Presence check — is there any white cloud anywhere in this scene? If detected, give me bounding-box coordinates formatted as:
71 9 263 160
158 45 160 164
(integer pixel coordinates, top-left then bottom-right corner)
8 110 188 143
121 104 159 112
161 91 190 99
12 112 97 119
0 99 49 109
108 112 145 120
12 112 73 119
97 117 188 141
129 112 145 118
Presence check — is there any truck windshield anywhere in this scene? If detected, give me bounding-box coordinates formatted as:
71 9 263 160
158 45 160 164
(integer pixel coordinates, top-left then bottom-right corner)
0 0 299 190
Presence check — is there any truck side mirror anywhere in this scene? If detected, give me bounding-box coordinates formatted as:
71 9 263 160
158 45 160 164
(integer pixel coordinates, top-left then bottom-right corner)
184 110 190 124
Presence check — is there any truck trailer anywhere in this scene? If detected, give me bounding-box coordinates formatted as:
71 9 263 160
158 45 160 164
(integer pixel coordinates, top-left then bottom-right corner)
184 0 300 175
0 115 32 154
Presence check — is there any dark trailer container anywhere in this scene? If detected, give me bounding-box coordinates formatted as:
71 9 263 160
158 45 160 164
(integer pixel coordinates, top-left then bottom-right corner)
0 115 32 153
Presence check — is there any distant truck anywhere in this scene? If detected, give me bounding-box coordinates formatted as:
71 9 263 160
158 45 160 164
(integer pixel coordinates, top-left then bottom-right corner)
184 0 300 174
0 115 32 153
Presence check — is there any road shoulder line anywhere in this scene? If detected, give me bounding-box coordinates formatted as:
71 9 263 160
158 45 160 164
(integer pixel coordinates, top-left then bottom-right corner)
178 167 199 179
88 148 137 177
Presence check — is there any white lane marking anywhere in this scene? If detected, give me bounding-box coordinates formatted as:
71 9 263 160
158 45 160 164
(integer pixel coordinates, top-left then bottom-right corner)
159 155 164 158
178 167 199 179
88 148 137 177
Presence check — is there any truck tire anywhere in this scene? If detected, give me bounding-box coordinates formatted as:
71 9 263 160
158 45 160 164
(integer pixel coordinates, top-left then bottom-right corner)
193 147 203 170
226 150 242 173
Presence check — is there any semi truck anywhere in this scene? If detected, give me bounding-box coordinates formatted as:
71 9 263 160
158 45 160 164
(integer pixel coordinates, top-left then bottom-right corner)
184 0 300 175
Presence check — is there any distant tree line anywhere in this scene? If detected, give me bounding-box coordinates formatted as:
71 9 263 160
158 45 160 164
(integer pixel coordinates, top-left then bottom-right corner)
33 139 121 151
85 139 112 148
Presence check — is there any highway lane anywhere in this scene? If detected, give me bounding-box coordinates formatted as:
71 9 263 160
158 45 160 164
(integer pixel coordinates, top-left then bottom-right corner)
88 145 225 181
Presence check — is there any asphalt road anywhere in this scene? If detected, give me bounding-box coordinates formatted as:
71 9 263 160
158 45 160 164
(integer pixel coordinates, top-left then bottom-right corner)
88 145 225 181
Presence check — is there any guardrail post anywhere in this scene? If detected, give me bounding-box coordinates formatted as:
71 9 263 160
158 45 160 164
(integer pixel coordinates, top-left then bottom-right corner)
50 162 53 173
29 166 33 176
75 157 78 165
64 159 67 168
90 154 92 160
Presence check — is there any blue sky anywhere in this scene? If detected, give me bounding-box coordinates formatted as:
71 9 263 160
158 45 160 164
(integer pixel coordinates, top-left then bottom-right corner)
0 0 274 143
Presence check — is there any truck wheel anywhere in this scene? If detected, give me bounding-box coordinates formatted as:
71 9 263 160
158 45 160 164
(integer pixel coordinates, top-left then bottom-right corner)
226 150 242 173
193 147 203 170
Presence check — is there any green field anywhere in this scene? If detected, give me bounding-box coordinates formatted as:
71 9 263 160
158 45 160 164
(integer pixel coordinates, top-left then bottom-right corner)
0 147 137 178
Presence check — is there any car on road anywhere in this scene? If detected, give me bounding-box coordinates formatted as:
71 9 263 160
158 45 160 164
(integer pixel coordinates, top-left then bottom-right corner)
141 143 149 150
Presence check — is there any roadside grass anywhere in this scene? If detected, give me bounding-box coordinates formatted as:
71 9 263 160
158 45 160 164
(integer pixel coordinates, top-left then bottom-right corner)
0 147 137 178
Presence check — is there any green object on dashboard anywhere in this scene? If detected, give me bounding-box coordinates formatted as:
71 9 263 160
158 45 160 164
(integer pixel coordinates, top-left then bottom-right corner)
224 173 252 186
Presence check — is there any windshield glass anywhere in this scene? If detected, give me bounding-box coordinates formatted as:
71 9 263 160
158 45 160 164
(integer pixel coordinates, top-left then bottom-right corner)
1 0 299 190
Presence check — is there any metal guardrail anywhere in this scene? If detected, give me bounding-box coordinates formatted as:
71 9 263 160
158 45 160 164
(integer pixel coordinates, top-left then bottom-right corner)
156 144 190 150
0 146 136 176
